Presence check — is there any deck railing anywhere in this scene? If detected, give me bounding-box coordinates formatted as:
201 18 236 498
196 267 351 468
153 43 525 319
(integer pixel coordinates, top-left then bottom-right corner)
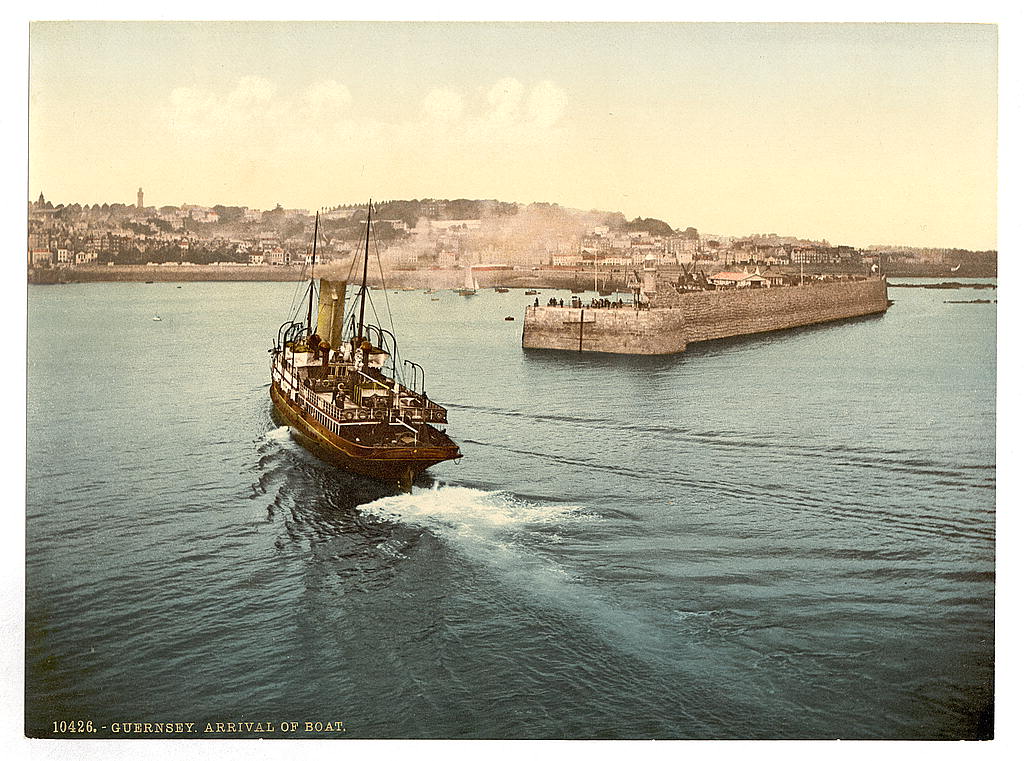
278 356 448 426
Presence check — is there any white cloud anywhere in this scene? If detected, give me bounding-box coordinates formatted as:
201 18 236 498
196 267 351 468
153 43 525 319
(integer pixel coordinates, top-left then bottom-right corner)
302 80 353 118
166 86 218 134
486 77 526 120
422 88 464 122
226 76 277 110
527 80 567 128
157 76 570 184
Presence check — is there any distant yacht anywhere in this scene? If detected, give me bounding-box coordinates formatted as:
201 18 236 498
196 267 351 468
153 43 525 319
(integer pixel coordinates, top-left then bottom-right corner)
152 315 162 321
455 267 478 296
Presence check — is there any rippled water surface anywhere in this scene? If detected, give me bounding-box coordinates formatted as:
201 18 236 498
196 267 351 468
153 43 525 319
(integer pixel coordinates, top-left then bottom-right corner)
26 279 995 739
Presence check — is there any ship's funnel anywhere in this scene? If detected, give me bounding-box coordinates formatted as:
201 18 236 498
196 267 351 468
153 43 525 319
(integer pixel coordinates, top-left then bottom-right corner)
317 279 347 349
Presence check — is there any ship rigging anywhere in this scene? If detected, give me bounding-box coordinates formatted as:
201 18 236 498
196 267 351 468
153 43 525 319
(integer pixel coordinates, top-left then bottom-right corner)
268 200 461 491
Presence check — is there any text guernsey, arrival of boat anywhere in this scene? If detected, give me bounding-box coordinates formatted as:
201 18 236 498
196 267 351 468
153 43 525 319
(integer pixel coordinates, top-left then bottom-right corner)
269 202 462 490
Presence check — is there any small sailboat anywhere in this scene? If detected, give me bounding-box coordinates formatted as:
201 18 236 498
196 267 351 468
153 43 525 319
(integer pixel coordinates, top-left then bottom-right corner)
268 201 462 491
455 266 478 296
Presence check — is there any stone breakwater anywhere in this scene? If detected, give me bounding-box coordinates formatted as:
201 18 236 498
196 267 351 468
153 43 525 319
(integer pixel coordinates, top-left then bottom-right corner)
521 278 890 355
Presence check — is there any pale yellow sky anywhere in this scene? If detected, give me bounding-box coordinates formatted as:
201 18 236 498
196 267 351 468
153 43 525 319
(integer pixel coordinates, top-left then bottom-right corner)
28 22 997 249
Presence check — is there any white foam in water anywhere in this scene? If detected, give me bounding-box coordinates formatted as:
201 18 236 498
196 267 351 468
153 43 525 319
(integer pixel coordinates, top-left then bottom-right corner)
361 484 686 666
361 484 590 602
360 483 588 541
266 425 295 444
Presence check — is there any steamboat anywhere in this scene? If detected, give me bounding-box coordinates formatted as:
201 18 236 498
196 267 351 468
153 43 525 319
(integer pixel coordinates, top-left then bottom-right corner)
269 202 462 491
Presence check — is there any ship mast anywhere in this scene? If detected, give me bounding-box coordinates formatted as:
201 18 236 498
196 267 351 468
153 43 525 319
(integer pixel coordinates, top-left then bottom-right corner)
306 211 319 334
356 199 371 343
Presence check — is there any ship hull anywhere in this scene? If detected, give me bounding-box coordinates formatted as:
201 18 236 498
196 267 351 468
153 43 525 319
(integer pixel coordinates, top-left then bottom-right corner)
270 381 460 487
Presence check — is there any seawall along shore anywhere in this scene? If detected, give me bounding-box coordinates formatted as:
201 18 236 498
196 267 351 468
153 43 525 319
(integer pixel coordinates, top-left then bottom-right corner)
522 278 890 355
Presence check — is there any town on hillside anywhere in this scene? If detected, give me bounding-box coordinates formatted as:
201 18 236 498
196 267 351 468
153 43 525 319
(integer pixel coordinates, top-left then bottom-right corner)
27 191 997 280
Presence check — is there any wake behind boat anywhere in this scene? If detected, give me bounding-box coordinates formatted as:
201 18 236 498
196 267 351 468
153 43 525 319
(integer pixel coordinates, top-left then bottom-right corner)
269 201 462 491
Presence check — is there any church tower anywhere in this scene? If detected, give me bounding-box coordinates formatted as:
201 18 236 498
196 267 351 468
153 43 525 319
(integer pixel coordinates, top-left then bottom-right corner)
137 187 144 209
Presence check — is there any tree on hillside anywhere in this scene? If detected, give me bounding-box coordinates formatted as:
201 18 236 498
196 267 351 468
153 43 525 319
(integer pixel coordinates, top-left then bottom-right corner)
282 219 308 241
375 200 421 227
601 212 627 229
124 221 151 235
446 199 482 219
262 205 285 226
624 217 674 237
213 205 245 224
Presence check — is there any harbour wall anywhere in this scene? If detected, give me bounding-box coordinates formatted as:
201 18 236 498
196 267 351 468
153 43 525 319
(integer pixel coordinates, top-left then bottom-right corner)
522 278 890 355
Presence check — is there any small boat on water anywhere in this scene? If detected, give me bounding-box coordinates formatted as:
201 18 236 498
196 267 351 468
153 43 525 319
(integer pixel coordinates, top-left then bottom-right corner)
268 201 462 491
152 315 162 321
455 267 478 296
525 289 540 296
495 287 509 293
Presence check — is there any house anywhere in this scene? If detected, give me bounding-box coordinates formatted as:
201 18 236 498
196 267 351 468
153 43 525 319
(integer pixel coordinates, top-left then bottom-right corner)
552 253 583 267
599 255 632 267
258 234 280 253
708 270 770 288
30 249 52 267
265 247 290 266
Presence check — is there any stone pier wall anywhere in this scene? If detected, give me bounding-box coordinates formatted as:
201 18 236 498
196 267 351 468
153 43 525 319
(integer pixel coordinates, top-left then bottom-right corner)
521 278 889 355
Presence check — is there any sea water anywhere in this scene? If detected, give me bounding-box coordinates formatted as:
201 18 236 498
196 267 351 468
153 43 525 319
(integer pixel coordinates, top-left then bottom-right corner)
26 279 995 738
